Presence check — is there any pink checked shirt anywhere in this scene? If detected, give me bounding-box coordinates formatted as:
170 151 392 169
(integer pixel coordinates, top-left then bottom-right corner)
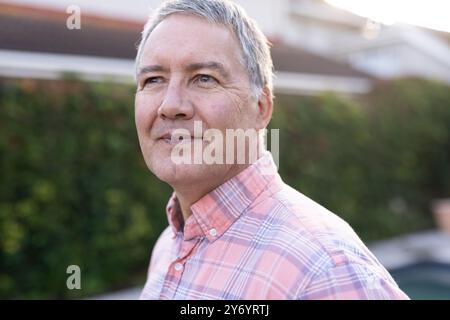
140 152 409 300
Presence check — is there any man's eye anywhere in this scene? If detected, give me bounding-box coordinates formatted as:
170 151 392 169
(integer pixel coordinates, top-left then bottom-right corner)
194 74 218 87
144 77 163 86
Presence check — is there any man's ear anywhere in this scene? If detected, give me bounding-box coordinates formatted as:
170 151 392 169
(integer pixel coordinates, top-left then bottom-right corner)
256 86 273 129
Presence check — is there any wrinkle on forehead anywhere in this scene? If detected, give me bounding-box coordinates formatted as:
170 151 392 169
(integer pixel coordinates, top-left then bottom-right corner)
139 14 246 77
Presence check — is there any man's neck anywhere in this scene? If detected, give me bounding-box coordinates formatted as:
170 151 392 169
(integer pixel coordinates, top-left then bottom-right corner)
173 163 250 222
172 146 268 223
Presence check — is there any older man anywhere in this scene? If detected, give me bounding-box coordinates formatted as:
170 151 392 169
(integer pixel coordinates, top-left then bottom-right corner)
135 0 408 300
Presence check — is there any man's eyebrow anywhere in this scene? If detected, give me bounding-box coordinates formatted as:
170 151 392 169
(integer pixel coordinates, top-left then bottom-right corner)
185 61 230 78
137 62 230 78
137 65 168 77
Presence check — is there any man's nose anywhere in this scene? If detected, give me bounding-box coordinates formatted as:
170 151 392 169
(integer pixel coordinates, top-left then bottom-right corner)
157 83 194 120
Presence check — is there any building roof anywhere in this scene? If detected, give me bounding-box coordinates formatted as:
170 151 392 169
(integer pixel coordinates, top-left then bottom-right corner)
0 3 140 59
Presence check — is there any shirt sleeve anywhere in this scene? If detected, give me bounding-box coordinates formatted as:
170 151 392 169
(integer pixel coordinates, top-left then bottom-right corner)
296 262 410 300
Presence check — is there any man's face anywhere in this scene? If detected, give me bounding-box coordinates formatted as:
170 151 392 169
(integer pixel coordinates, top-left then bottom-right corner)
135 14 261 187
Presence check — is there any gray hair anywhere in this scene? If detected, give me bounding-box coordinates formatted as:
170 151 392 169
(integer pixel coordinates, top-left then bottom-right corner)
135 0 273 99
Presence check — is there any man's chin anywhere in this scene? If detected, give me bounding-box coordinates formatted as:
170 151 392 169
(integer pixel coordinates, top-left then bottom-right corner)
152 162 223 187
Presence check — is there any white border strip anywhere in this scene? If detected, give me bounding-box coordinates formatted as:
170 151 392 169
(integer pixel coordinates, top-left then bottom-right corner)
0 49 135 83
274 71 372 95
0 50 372 95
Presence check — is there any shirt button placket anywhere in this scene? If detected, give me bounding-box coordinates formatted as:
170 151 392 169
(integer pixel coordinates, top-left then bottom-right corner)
174 262 184 272
209 228 217 237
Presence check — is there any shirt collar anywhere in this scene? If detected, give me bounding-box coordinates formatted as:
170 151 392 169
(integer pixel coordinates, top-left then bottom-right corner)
165 151 282 242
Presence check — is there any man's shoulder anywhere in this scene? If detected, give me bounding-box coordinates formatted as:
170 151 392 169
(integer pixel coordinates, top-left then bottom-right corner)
248 183 380 269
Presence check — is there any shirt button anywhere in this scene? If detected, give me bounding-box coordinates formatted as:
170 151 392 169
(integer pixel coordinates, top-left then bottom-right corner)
209 228 217 237
174 263 183 271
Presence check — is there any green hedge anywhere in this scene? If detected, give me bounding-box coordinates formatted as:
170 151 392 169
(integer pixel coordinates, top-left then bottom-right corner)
0 77 172 299
0 76 449 298
271 78 450 241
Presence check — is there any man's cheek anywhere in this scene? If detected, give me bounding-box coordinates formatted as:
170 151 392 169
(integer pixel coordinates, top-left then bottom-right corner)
208 104 236 128
135 107 153 133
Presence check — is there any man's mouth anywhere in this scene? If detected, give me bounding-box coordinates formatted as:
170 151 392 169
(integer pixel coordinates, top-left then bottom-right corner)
158 133 203 145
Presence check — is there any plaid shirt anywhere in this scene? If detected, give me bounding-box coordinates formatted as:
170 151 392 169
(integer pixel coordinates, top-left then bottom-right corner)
140 152 409 300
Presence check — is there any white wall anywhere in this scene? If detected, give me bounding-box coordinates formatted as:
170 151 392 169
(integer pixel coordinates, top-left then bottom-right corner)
345 43 450 82
236 0 291 39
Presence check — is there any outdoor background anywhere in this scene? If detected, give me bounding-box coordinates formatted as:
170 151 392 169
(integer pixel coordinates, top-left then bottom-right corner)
1 0 450 299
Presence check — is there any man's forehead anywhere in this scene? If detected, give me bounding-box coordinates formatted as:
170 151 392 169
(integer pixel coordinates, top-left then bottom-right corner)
138 43 234 71
147 15 234 46
141 15 241 61
141 45 229 65
137 14 249 82
138 41 242 77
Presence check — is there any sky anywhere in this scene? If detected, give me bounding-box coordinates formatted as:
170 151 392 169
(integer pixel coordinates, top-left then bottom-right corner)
4 0 450 33
325 0 450 33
